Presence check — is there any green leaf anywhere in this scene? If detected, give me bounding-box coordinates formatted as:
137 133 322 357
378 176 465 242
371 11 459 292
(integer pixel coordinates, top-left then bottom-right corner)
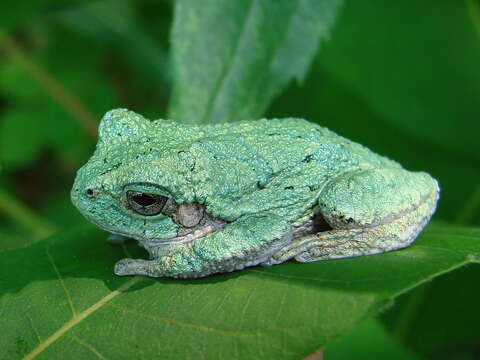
381 265 480 359
55 0 171 91
0 225 35 252
1 222 479 359
0 28 119 170
168 0 343 124
325 318 421 360
0 108 46 169
0 0 90 31
316 0 480 156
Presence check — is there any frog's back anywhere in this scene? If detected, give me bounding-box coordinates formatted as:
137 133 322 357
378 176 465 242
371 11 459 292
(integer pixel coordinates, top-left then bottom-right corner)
201 118 401 173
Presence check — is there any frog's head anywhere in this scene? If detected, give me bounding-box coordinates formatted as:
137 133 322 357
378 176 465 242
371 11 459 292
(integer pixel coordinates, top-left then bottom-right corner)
71 109 223 244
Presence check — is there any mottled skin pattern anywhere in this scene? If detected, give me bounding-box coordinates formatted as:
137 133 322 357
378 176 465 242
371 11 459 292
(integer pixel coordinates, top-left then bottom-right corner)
71 109 439 278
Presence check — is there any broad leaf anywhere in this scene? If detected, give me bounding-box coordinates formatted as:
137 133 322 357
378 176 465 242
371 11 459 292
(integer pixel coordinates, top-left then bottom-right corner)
0 0 89 31
381 266 480 359
56 0 172 92
316 0 480 156
325 318 421 360
168 0 343 124
1 223 479 359
0 30 119 169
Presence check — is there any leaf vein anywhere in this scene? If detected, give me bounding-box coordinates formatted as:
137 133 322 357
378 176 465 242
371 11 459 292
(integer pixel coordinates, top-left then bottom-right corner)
28 316 42 344
22 276 144 360
68 335 109 360
108 303 262 337
201 0 256 123
230 0 300 121
46 247 77 317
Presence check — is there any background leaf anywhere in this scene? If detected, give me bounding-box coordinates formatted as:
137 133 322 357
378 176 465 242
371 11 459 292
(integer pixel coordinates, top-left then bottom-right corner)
55 0 172 98
381 265 480 359
325 318 421 360
168 0 343 124
0 0 88 31
1 223 479 359
316 0 480 157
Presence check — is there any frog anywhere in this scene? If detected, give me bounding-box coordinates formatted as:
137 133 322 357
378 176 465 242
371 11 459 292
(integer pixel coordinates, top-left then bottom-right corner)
71 109 439 278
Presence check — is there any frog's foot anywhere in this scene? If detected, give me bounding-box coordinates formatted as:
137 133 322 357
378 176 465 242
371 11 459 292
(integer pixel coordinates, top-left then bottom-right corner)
265 168 439 264
114 258 158 277
115 213 293 278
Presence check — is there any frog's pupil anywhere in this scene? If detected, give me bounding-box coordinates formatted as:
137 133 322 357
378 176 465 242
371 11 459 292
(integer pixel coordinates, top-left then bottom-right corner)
133 193 156 207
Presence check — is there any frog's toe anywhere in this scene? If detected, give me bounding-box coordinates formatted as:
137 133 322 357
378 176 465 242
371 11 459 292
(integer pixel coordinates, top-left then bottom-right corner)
114 258 135 276
114 258 155 277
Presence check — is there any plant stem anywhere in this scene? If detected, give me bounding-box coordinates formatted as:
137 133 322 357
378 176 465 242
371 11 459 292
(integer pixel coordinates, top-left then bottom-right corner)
0 189 57 241
0 28 98 139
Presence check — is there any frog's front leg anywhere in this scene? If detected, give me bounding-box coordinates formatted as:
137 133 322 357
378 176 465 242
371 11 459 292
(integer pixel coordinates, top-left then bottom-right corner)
107 234 128 245
266 168 439 264
114 213 292 278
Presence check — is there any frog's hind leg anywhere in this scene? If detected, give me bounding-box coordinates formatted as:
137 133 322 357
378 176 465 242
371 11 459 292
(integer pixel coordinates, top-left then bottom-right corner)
265 168 439 265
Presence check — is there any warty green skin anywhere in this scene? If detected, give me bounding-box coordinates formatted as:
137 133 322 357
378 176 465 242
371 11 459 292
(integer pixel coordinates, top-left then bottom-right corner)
71 109 439 278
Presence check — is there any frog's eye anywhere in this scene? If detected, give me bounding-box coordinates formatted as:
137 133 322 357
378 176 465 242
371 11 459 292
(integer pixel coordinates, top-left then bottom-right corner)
126 190 168 216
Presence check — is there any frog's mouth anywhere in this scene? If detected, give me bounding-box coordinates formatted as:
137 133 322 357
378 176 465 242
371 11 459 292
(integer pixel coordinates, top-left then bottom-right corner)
77 191 228 246
142 208 227 246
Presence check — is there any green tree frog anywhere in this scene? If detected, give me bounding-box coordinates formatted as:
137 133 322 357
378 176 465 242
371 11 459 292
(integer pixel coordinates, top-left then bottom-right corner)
71 109 439 278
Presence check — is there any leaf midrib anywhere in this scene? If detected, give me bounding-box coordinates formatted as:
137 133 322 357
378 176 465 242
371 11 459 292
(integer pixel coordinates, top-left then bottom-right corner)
23 276 144 360
200 0 256 124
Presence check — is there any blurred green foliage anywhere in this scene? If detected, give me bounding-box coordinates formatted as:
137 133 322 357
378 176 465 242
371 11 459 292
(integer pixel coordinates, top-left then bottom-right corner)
0 0 479 359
